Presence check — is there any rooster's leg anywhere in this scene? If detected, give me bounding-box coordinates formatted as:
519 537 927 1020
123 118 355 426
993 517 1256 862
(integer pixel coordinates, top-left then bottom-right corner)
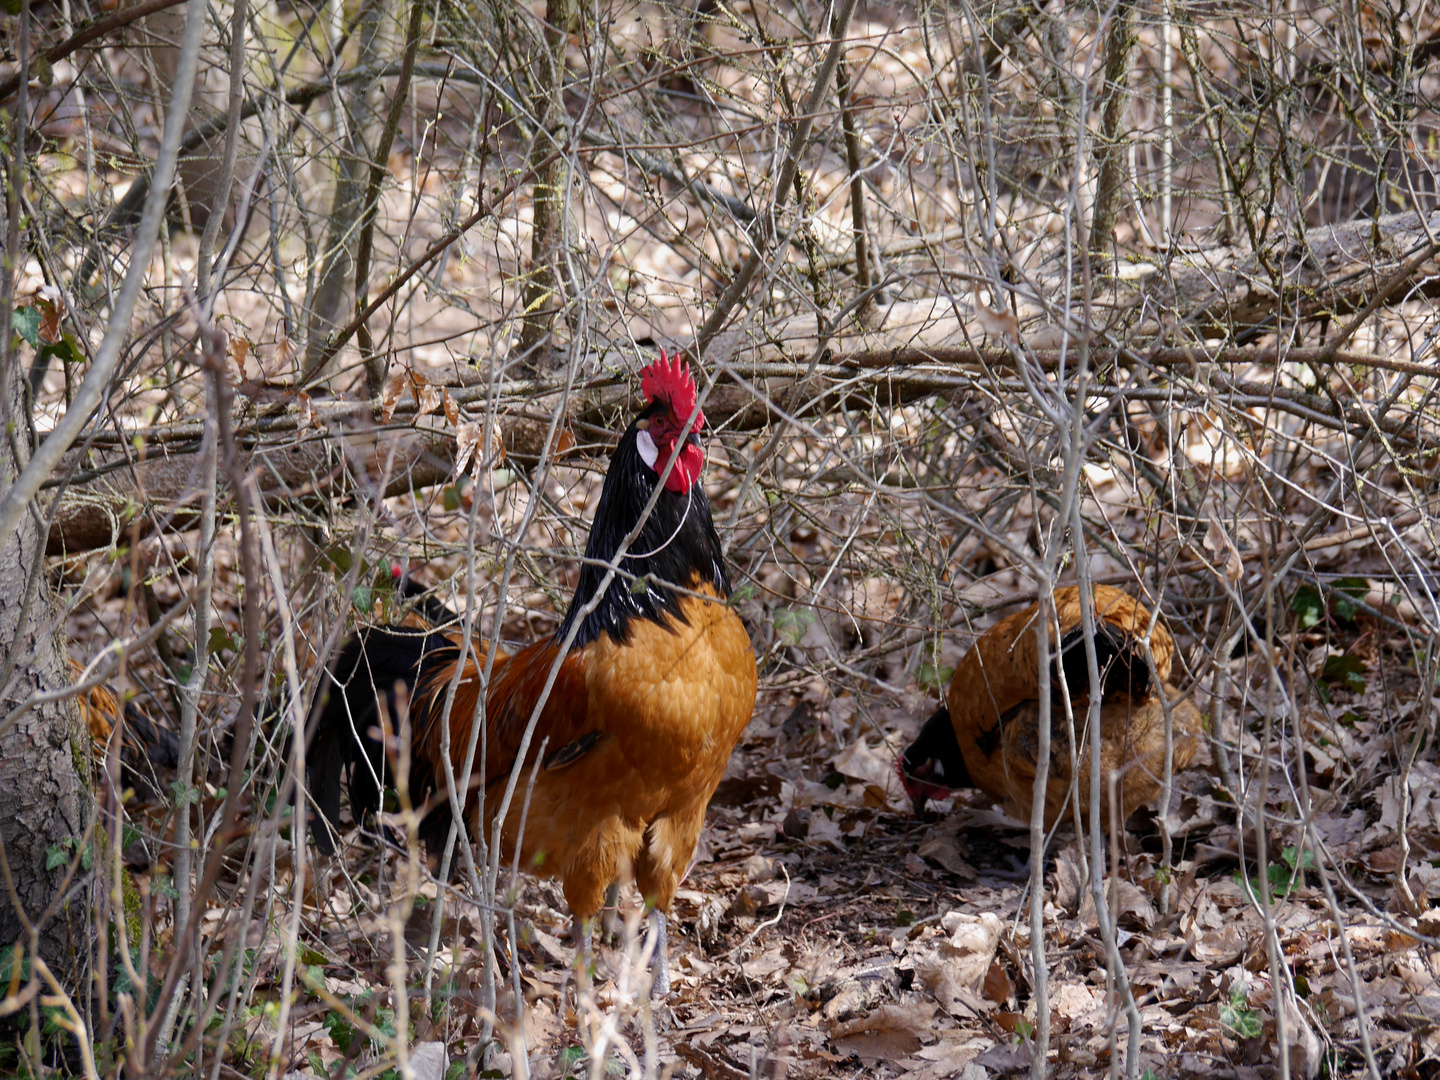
601 881 622 943
572 914 595 990
645 908 670 998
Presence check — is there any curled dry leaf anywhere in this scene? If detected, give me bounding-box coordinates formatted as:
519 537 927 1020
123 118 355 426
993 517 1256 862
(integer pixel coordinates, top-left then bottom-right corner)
454 421 481 477
831 737 904 807
916 820 976 879
455 421 505 477
273 334 299 374
381 371 407 422
829 1002 936 1062
412 371 441 417
295 392 318 432
909 911 1004 1016
1204 513 1244 583
227 335 250 377
982 960 1014 1006
443 388 460 427
35 285 64 344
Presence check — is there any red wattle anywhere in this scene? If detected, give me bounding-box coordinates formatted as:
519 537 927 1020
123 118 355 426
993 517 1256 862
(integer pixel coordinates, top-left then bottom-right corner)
663 440 704 493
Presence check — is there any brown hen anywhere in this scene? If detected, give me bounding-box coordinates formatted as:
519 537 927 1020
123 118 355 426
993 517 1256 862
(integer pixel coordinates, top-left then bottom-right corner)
898 585 1200 829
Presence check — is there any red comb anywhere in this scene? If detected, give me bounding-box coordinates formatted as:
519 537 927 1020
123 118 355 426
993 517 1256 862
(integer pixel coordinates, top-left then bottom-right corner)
640 349 705 432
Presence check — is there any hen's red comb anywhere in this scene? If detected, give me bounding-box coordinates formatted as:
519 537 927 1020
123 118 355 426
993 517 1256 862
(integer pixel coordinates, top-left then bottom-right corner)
640 349 705 432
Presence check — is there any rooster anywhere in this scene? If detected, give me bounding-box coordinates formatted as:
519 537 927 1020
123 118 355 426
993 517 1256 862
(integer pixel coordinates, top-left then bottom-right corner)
307 353 758 992
898 585 1200 829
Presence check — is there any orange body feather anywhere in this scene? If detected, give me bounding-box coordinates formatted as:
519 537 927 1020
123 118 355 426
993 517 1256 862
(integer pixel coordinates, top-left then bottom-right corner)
410 584 756 920
901 585 1201 830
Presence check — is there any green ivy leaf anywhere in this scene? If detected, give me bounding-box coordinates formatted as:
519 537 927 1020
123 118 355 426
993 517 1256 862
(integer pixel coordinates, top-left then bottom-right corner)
558 1046 586 1073
728 582 757 606
12 306 39 347
1220 984 1262 1039
1321 653 1366 693
772 606 815 647
917 659 954 693
1291 585 1325 629
39 334 84 368
45 843 67 871
322 1011 356 1055
1330 576 1370 623
208 626 238 654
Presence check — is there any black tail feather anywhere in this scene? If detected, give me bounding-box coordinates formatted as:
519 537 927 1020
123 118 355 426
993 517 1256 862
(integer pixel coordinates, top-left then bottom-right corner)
114 700 181 799
1056 619 1151 702
306 624 443 855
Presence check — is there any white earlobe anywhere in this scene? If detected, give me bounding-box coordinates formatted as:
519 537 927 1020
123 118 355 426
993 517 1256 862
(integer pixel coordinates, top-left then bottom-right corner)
636 428 659 469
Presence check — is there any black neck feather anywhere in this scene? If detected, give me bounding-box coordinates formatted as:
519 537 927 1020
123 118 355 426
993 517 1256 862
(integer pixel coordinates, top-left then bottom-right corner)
557 407 730 648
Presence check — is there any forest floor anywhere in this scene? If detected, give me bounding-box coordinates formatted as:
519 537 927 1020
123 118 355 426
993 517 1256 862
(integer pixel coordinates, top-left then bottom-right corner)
216 596 1439 1080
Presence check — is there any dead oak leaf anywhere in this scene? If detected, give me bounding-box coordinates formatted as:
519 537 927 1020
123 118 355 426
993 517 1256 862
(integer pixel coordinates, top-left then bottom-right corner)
381 371 407 422
829 1002 937 1062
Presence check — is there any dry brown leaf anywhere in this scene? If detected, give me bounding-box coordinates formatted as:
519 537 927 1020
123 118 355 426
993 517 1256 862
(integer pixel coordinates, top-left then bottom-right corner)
296 391 317 431
990 1010 1025 1033
227 334 249 376
1050 849 1084 915
455 421 482 477
831 738 904 808
1077 877 1154 930
414 372 441 417
274 333 299 373
1050 981 1103 1024
916 824 976 879
35 286 64 345
443 388 460 427
1204 513 1244 583
909 911 1003 1016
829 1002 936 1062
739 945 788 980
381 371 407 422
982 961 1014 1006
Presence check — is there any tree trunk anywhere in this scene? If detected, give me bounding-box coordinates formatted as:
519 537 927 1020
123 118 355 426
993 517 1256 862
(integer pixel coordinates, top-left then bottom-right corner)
517 0 576 366
303 1 391 383
0 341 95 1044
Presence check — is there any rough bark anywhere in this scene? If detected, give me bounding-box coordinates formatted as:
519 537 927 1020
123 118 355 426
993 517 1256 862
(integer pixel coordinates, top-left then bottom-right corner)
1089 0 1137 255
302 1 391 382
517 0 577 364
0 346 95 1032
